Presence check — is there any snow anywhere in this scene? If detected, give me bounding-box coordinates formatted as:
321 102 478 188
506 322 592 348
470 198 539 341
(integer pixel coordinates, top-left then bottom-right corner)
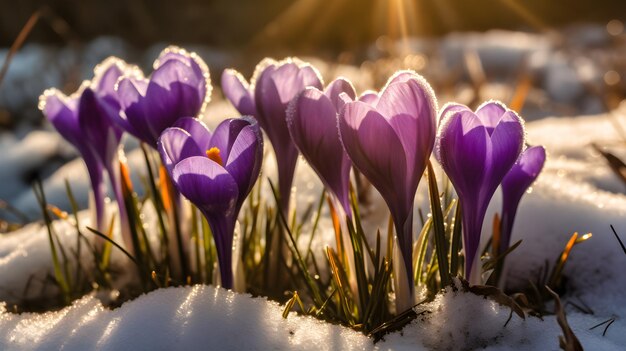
0 285 372 351
1 108 625 350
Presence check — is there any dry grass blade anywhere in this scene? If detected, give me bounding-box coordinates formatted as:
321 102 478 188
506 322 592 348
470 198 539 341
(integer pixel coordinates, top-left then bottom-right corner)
548 232 592 289
0 199 30 224
0 10 41 88
610 225 626 255
589 317 616 337
484 240 523 272
509 72 532 112
546 286 583 351
591 144 626 185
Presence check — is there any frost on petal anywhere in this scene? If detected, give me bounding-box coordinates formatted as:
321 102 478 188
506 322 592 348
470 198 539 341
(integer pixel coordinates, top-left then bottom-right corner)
385 70 419 86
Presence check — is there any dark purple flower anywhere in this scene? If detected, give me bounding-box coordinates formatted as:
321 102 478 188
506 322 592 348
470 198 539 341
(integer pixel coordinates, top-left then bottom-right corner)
158 117 263 289
115 46 211 147
40 58 134 238
436 101 525 281
222 58 323 215
286 77 356 216
338 71 437 297
499 145 545 253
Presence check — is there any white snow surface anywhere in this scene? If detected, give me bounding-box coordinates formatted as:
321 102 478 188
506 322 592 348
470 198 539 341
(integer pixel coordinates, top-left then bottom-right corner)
1 106 626 349
0 285 372 351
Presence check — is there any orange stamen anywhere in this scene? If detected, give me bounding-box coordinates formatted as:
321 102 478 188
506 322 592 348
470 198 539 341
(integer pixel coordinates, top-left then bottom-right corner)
206 147 223 166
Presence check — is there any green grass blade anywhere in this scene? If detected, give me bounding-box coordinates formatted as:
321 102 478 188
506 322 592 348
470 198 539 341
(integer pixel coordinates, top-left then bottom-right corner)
449 200 463 277
32 180 70 304
427 162 451 287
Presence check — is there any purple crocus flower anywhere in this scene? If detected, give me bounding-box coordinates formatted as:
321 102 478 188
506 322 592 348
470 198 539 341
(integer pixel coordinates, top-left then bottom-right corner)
286 77 356 216
499 145 545 254
338 71 437 300
114 46 211 147
436 101 525 282
222 58 323 215
158 117 263 289
40 58 136 241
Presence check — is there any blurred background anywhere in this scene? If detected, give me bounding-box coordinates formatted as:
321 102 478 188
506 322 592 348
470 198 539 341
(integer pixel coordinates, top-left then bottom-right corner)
1 0 626 225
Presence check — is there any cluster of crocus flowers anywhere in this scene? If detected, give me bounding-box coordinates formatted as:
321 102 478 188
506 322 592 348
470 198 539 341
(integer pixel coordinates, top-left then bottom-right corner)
41 44 547 308
158 117 263 289
436 101 526 283
39 57 139 248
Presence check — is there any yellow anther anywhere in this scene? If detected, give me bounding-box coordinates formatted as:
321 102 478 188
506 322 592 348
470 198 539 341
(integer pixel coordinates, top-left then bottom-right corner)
206 147 224 166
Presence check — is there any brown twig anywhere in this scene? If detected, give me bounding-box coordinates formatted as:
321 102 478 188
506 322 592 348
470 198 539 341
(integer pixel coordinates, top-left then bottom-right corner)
0 10 41 89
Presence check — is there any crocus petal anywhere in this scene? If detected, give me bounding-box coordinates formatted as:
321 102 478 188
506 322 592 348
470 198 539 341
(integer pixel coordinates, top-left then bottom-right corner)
376 78 437 189
439 102 471 121
210 118 254 160
40 91 81 145
173 117 213 152
288 87 352 214
115 77 148 140
324 77 356 111
488 111 525 186
438 111 490 203
172 156 239 217
94 59 125 99
221 69 257 116
476 100 507 134
358 91 379 105
500 145 546 252
78 88 123 166
224 123 263 207
339 101 408 221
158 127 203 172
386 70 419 85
